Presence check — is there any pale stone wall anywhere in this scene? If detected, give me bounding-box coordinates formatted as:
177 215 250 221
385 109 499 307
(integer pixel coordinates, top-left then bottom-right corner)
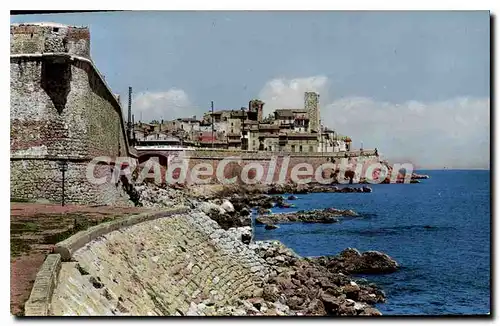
50 212 268 316
10 23 133 205
10 159 132 205
10 57 133 205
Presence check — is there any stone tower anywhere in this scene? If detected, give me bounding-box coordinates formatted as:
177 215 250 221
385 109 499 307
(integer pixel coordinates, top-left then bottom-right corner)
10 22 91 58
249 99 265 122
305 92 320 132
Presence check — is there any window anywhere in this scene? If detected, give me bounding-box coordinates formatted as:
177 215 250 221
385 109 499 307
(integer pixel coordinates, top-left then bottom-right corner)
291 145 295 152
299 145 303 152
310 146 314 152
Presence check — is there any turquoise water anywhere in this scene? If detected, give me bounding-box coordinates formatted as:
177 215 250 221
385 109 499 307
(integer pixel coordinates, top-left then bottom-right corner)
254 170 491 315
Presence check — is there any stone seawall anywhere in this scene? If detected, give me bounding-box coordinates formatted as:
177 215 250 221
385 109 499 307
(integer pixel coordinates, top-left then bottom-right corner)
47 210 268 316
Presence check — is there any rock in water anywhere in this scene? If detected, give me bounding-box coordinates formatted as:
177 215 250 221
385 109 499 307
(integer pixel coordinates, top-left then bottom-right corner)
257 207 272 215
311 248 399 274
247 241 386 316
287 195 298 200
265 224 279 230
358 251 399 274
255 208 355 224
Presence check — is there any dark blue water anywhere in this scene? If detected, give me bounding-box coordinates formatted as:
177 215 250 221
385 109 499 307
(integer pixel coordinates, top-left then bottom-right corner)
254 170 491 315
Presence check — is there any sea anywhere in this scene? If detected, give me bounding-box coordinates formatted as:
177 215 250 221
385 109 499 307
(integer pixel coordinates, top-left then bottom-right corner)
253 170 491 315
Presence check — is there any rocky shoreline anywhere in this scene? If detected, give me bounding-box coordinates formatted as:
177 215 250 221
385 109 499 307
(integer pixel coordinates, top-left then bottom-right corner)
129 182 400 316
204 183 374 198
256 208 359 225
191 240 393 316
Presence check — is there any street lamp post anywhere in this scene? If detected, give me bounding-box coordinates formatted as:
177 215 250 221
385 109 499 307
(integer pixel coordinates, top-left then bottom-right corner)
211 101 214 149
57 160 68 206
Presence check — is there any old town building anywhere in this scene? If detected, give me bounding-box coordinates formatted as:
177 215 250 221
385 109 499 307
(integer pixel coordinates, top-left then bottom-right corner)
131 92 351 153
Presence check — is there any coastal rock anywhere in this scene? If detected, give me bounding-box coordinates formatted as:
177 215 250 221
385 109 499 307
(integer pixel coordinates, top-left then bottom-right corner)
359 307 382 316
209 184 376 202
249 241 386 316
310 248 399 274
265 224 279 230
275 196 286 207
226 226 252 244
412 173 430 179
220 199 235 213
134 183 190 208
199 201 224 215
357 251 399 274
288 195 298 200
204 206 251 230
255 208 357 225
269 196 296 209
257 207 272 215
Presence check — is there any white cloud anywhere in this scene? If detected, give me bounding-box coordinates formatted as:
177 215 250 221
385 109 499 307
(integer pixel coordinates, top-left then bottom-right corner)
131 89 200 122
258 76 490 169
258 76 329 116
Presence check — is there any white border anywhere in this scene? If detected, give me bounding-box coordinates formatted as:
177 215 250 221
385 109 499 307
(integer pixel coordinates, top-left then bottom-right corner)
3 3 496 325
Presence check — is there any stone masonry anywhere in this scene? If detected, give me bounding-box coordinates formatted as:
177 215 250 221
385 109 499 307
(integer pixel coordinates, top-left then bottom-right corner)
50 211 268 316
305 91 320 133
10 23 90 58
10 23 134 205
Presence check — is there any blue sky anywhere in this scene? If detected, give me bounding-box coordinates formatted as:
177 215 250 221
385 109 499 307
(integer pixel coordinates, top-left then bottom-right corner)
11 11 490 169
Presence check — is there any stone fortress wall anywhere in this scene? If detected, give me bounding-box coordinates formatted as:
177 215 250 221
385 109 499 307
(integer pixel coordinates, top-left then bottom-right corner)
10 23 134 205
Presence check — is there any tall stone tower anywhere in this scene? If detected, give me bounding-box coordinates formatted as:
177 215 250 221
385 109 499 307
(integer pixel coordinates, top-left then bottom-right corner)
249 99 265 122
305 92 320 132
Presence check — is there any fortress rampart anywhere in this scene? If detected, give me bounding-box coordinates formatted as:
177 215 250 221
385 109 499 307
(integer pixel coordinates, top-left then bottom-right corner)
10 23 135 205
